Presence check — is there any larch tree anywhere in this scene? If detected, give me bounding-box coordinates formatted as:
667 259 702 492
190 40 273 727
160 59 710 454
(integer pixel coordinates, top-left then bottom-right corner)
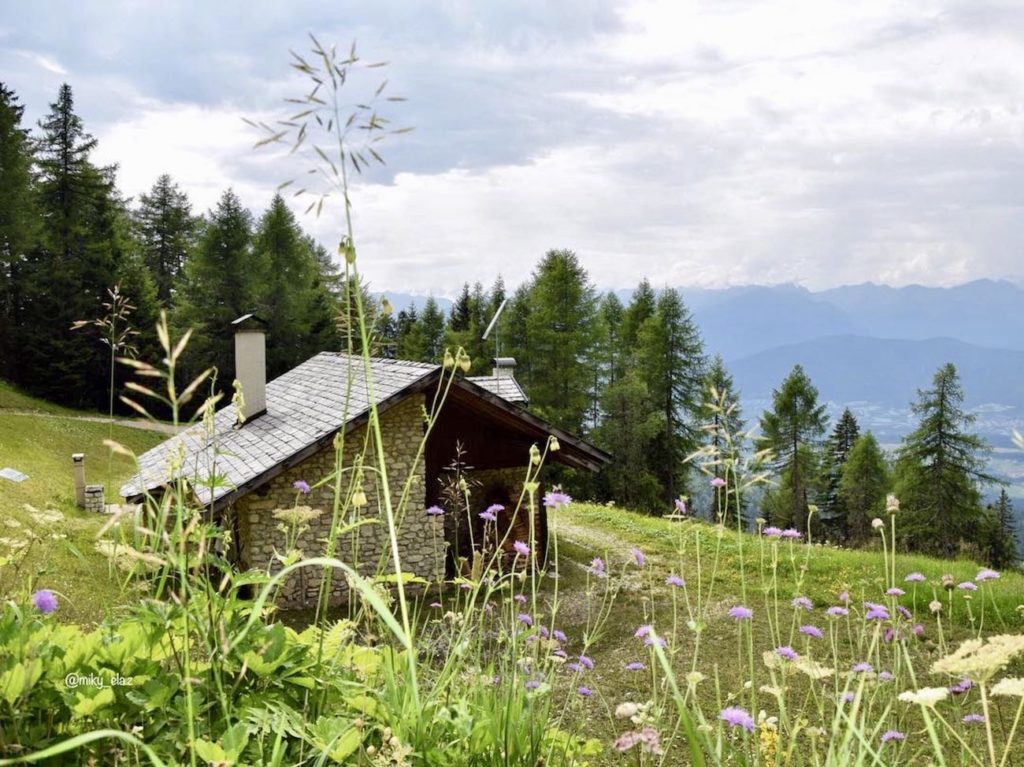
837 432 889 546
419 296 447 363
134 174 196 305
759 364 828 533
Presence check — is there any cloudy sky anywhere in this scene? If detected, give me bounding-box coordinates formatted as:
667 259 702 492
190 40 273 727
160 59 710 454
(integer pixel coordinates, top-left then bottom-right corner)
3 0 1024 296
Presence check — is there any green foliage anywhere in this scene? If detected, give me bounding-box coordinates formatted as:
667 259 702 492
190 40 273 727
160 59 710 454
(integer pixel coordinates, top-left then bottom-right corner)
818 408 861 539
698 355 746 524
134 174 197 305
837 432 889 545
760 364 828 532
895 363 995 557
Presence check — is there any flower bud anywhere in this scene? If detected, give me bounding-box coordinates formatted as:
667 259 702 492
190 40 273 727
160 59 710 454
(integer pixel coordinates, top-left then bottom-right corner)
352 489 368 508
886 494 900 513
929 600 942 613
530 444 541 466
871 518 884 530
941 573 955 590
549 436 561 452
339 237 356 265
443 350 455 369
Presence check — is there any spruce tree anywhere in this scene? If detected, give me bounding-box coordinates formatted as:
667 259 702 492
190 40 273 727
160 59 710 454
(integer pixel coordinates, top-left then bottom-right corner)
419 296 446 363
503 284 532 384
819 408 861 540
759 364 828 532
594 370 661 510
134 174 196 305
0 83 37 379
396 305 425 360
636 288 705 508
894 363 994 556
980 489 1019 569
699 355 746 524
174 189 258 388
19 84 120 407
837 433 889 546
621 278 656 351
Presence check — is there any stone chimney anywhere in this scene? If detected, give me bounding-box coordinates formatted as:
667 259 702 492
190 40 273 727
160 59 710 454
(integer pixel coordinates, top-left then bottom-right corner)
72 453 86 507
232 314 267 423
493 357 517 379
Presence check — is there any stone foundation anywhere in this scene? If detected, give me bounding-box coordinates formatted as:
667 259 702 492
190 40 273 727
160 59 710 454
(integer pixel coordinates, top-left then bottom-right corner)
84 484 105 513
233 395 445 608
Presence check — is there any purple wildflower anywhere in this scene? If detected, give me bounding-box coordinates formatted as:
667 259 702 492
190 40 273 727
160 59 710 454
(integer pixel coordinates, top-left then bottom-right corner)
949 678 973 695
292 479 311 494
538 625 550 639
513 540 530 557
879 671 894 682
552 649 568 658
963 713 986 724
976 568 1000 582
881 730 905 743
958 581 977 591
729 606 753 620
799 625 824 639
644 635 667 648
32 589 57 615
780 528 802 539
553 629 567 642
525 680 541 690
425 505 445 516
518 613 533 627
905 572 926 583
838 591 851 604
897 605 913 620
674 497 688 515
842 692 856 703
577 686 593 697
590 557 606 576
630 547 646 567
579 655 595 670
763 526 783 538
710 476 727 488
913 623 925 637
430 601 442 609
514 594 527 604
567 662 582 672
479 504 502 522
634 624 652 639
776 646 799 661
543 491 572 509
886 587 905 596
625 662 646 671
864 602 890 621
792 596 813 611
852 662 873 673
665 574 685 587
720 706 755 732
827 606 849 617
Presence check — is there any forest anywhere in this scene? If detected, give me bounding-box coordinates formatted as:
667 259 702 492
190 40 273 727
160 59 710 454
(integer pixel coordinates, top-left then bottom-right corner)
0 81 1017 567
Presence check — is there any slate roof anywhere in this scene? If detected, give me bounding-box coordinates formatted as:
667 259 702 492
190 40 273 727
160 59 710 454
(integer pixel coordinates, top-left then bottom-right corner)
466 375 528 404
121 353 442 507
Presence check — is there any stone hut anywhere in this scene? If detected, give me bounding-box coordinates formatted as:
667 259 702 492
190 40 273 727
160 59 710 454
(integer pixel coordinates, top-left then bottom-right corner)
120 318 610 608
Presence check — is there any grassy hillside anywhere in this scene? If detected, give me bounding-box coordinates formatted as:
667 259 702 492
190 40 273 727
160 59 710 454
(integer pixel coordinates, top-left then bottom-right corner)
0 383 165 623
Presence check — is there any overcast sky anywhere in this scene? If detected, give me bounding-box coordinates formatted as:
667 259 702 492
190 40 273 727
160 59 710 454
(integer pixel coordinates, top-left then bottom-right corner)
3 0 1024 296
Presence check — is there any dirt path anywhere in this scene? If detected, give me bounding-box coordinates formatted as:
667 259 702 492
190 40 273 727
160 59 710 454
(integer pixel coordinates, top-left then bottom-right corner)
0 409 181 435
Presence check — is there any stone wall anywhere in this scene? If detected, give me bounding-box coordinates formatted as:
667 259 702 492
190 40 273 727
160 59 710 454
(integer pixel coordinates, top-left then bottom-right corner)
233 395 445 608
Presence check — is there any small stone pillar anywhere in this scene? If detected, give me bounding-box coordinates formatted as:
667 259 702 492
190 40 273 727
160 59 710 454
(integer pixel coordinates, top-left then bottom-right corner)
84 484 105 513
72 453 86 508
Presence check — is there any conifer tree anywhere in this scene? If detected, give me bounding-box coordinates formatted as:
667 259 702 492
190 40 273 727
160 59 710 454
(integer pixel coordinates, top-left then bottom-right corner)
621 278 656 351
894 363 994 556
396 305 425 360
134 174 196 305
819 408 861 540
0 83 37 378
759 364 828 532
637 288 705 507
595 370 660 510
837 433 889 545
419 296 446 363
980 489 1019 569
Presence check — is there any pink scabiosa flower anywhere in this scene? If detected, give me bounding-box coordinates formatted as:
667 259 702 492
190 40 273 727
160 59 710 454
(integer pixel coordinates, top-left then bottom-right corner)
543 491 572 509
842 692 856 703
905 572 926 583
949 678 973 695
958 581 977 592
792 596 813 611
674 497 689 515
976 568 1000 582
517 613 533 627
645 634 667 648
630 547 646 567
838 590 851 604
429 601 442 609
776 646 799 661
896 605 912 620
525 680 542 690
292 479 311 494
513 540 530 557
879 671 894 682
425 505 445 516
780 528 802 540
720 706 755 732
710 476 727 488
881 730 904 744
864 602 890 621
963 714 985 724
729 606 753 620
590 557 606 576
625 661 646 671
554 629 567 642
634 624 653 639
886 587 905 596
763 526 782 538
665 574 685 587
827 606 849 617
799 625 823 639
577 686 593 697
579 655 595 670
852 662 873 673
514 594 527 604
567 662 583 672
479 504 503 522
32 589 58 614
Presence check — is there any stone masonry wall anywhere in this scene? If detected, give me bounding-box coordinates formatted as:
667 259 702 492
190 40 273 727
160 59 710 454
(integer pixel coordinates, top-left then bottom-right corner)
233 395 444 609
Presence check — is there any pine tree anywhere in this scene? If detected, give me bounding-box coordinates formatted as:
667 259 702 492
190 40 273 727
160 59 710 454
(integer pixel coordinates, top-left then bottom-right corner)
134 174 196 305
759 364 828 532
449 282 472 331
698 355 746 524
894 363 994 556
636 288 705 508
819 408 861 540
18 84 121 407
980 489 1018 569
621 279 656 352
837 433 889 546
419 296 446 363
305 238 342 354
174 189 258 388
0 83 37 379
589 292 626 429
594 370 661 510
520 249 598 433
396 305 425 360
503 284 531 383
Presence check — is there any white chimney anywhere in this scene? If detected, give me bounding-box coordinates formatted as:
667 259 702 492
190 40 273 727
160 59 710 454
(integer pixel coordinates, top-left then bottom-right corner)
232 314 267 422
493 356 517 379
